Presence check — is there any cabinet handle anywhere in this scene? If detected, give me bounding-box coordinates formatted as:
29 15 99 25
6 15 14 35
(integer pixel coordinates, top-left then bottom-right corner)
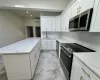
80 76 84 80
77 8 79 14
81 67 90 78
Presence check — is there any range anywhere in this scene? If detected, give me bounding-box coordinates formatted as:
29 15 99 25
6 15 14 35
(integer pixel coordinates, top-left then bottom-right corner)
60 43 95 80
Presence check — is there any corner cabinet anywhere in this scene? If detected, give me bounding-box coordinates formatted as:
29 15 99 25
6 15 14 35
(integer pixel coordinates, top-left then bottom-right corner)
71 56 100 80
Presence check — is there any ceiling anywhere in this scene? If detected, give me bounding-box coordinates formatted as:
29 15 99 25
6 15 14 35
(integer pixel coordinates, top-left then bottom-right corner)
8 9 41 19
2 9 61 19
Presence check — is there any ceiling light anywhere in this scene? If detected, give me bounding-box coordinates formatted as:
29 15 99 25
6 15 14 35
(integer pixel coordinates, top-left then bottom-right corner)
30 15 33 17
26 11 29 13
15 5 25 8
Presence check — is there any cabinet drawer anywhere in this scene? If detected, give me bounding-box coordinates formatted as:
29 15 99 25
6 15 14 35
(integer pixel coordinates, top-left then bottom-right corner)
74 56 100 80
73 56 84 67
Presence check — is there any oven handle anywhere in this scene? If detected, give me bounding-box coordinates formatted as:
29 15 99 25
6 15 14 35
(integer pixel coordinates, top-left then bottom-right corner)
61 48 72 58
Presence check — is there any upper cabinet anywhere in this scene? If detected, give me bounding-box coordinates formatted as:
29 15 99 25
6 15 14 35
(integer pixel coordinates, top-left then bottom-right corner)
55 16 61 32
80 0 95 13
90 0 100 32
71 0 81 18
41 16 61 32
41 16 51 31
41 0 100 32
61 7 72 32
71 0 95 18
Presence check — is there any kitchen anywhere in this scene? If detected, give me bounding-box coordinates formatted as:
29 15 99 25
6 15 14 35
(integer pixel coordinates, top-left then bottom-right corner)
0 0 100 80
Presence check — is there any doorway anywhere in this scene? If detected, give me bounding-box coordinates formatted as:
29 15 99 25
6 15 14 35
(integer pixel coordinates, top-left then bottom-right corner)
26 26 34 38
35 27 41 37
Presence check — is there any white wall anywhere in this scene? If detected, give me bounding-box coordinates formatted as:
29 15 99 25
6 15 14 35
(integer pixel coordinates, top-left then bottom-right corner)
0 9 25 75
0 10 25 47
61 32 100 52
0 0 69 11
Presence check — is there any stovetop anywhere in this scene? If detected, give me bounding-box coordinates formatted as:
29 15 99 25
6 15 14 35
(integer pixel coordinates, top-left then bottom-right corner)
62 43 95 52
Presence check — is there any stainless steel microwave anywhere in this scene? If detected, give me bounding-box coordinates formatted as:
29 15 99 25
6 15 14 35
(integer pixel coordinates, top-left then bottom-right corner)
69 8 93 31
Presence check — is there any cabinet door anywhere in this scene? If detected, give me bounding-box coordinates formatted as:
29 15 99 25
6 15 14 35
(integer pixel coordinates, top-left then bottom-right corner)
30 50 37 77
41 39 48 50
51 40 56 50
80 0 94 13
90 0 100 32
71 61 84 80
51 17 56 31
46 17 52 31
56 16 61 32
40 17 51 32
64 8 72 32
71 1 80 18
41 17 47 31
61 14 66 32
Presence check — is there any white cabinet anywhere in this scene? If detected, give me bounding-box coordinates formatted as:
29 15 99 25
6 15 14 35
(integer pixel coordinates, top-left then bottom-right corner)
30 42 41 76
51 17 56 31
90 0 100 32
71 1 81 18
71 56 100 80
41 39 56 50
61 7 72 32
80 0 94 13
71 60 85 80
41 16 57 32
41 16 51 31
55 16 61 32
41 17 47 31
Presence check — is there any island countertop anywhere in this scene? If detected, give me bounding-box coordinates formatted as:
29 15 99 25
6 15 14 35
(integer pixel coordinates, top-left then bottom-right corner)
0 38 41 54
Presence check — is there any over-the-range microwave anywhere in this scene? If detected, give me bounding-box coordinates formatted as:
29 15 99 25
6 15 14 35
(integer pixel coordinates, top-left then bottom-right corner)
69 8 93 31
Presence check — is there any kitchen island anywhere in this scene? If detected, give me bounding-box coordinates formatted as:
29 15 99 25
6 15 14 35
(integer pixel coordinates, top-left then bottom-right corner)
0 38 41 80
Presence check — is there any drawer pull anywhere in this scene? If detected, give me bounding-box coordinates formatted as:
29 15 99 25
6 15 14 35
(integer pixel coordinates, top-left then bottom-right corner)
80 76 83 80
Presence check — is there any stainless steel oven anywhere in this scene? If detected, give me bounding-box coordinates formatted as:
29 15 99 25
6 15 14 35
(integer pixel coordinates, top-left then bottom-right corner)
60 44 73 80
69 8 93 31
56 41 59 57
60 43 95 80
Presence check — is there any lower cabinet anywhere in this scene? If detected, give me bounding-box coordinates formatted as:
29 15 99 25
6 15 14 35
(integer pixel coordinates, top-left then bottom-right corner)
3 41 41 80
71 59 85 80
41 39 56 50
30 41 41 77
71 56 100 80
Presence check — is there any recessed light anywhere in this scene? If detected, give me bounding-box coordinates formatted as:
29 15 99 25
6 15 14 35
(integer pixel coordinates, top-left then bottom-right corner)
26 11 29 13
15 5 25 7
30 15 32 17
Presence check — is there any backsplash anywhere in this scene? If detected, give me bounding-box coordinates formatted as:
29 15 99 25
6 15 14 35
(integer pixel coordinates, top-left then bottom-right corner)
41 32 62 39
61 32 100 52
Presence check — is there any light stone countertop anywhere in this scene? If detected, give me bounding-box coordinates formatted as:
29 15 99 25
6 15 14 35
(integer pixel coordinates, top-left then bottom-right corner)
0 38 41 54
74 52 100 78
56 38 74 43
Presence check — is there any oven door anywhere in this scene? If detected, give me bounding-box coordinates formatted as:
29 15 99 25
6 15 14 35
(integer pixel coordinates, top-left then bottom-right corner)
60 47 73 80
56 41 59 57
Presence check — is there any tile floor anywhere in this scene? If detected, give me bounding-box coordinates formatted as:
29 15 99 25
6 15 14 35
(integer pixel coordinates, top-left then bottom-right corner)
1 51 65 80
33 51 65 80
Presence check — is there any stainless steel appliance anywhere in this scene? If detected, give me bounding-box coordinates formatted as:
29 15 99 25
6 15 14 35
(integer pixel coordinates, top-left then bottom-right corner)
60 43 95 80
56 41 59 57
69 8 93 31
